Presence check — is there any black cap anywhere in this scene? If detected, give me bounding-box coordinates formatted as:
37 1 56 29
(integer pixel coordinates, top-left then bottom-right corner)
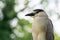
25 9 44 16
33 9 44 13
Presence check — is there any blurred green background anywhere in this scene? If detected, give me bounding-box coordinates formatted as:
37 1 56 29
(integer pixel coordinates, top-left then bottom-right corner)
0 0 60 40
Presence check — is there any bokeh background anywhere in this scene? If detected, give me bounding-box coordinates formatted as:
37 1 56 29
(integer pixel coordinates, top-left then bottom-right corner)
0 0 60 40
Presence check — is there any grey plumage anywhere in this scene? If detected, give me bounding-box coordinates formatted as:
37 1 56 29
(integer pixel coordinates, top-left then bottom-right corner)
25 9 54 40
46 19 54 40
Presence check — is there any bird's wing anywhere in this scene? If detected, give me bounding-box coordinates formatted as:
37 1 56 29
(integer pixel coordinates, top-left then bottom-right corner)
46 19 54 40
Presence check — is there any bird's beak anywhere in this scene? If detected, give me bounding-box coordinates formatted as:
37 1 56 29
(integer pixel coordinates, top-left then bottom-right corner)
25 13 35 16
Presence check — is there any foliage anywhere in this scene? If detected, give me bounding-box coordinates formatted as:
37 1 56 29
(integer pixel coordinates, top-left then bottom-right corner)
0 0 16 40
0 0 60 40
54 33 60 40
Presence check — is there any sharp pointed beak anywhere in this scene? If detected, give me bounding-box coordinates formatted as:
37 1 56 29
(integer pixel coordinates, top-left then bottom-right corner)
25 13 35 16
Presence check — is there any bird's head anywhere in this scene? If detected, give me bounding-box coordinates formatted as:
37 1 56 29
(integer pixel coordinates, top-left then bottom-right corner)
25 9 48 18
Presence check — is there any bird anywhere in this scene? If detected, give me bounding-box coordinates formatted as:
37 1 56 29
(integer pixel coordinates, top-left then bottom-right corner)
25 9 54 40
